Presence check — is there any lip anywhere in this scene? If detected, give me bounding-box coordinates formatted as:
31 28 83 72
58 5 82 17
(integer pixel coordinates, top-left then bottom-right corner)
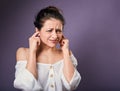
49 40 58 43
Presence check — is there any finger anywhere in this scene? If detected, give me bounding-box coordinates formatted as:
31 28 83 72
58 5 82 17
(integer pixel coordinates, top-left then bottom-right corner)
34 37 40 45
62 40 65 44
32 32 40 37
60 39 65 46
37 39 40 46
59 35 64 43
36 33 40 37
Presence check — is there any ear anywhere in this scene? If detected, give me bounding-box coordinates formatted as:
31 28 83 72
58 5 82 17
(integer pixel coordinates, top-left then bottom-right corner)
62 35 65 39
35 27 39 32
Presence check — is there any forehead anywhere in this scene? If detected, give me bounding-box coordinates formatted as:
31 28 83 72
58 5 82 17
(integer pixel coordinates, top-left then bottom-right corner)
43 18 63 29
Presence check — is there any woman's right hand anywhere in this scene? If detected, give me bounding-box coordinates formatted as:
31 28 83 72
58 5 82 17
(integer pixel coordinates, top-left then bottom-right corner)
29 31 41 53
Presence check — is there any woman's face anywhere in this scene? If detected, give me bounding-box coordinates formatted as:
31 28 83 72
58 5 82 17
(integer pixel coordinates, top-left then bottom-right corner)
39 18 63 48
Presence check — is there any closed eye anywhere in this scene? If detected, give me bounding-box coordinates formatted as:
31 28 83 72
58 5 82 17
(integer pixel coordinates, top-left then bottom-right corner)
56 29 62 33
46 29 53 32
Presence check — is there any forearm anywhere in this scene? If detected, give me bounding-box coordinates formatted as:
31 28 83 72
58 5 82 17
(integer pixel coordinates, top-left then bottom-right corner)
26 51 38 79
63 49 75 83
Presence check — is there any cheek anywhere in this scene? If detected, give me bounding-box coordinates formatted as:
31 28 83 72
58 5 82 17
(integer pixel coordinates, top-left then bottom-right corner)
58 34 63 40
39 33 45 41
40 34 51 42
40 35 46 40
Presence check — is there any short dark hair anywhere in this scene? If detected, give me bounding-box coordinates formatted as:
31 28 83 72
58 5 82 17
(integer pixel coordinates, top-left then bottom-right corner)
34 6 65 30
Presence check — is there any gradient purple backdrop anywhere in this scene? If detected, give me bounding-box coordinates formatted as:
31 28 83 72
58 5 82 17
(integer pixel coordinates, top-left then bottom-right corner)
0 0 120 91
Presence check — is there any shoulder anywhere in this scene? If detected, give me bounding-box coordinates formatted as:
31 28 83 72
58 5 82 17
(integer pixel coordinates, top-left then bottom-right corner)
16 47 29 61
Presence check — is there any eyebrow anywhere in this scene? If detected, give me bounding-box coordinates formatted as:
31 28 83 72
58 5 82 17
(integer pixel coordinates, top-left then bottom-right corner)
47 27 62 30
56 28 62 31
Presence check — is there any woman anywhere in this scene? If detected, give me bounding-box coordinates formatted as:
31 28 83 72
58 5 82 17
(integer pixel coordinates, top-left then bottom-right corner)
14 6 81 91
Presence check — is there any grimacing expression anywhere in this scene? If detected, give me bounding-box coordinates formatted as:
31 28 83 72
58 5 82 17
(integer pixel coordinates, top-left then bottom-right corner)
39 18 63 47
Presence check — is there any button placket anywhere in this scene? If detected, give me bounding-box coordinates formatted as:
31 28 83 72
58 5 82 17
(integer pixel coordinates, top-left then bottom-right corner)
50 74 53 77
49 65 53 69
49 65 55 90
50 84 54 88
49 66 54 80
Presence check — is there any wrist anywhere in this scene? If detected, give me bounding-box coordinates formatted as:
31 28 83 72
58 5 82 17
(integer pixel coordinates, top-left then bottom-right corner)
29 49 37 59
28 55 36 63
29 49 37 54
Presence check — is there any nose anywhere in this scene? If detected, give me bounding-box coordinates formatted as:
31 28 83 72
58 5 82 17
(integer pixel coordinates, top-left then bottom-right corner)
51 31 58 39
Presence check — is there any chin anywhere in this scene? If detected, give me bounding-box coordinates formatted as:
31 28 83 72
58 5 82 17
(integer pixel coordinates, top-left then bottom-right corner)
48 44 54 47
47 43 57 48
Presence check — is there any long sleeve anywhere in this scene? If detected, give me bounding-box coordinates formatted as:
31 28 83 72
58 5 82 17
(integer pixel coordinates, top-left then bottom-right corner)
61 54 81 90
13 61 42 91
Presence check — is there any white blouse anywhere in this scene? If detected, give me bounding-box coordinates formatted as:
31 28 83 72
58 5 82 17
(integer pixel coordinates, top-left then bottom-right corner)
13 54 81 91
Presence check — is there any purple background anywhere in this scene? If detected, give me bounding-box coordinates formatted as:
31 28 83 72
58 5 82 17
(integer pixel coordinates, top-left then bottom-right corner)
0 0 120 91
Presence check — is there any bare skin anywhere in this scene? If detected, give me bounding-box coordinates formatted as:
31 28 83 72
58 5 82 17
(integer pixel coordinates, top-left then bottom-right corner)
16 18 75 83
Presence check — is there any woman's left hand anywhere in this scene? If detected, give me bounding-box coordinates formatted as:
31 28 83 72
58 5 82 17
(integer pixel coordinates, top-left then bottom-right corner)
59 36 69 52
